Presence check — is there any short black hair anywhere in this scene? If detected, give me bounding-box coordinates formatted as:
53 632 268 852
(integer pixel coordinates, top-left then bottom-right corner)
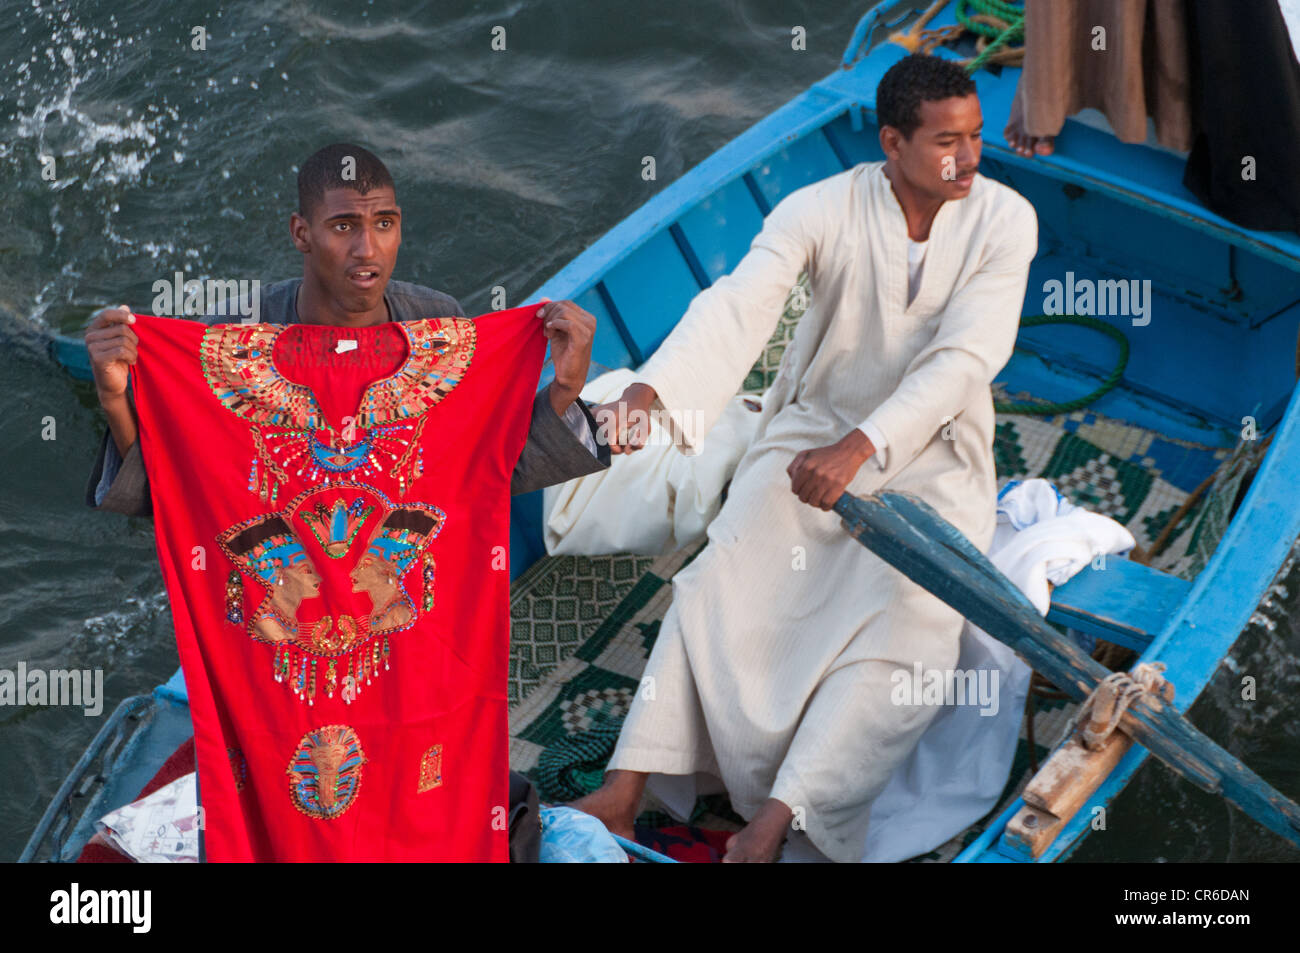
297 143 396 221
876 54 977 140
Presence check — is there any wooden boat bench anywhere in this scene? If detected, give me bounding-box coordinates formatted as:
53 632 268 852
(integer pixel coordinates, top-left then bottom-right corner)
1046 558 1192 653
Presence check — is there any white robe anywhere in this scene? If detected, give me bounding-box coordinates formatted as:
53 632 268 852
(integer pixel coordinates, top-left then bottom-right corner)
605 160 1038 861
542 368 765 557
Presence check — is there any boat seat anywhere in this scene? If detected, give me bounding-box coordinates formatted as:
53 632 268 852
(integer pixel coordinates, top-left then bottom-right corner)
1046 557 1191 652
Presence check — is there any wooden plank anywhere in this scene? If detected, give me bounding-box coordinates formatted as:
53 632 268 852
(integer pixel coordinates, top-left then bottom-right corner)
1047 558 1192 652
569 285 633 371
1003 732 1134 859
674 177 766 283
748 134 846 210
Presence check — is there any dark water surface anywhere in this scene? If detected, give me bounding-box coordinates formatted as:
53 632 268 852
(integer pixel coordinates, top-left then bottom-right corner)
1 0 1295 862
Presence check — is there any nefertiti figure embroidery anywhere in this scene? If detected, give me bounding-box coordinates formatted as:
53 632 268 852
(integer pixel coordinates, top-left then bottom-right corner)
351 505 446 636
216 515 322 645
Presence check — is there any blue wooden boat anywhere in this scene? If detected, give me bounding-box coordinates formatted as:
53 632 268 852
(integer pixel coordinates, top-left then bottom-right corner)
31 0 1300 862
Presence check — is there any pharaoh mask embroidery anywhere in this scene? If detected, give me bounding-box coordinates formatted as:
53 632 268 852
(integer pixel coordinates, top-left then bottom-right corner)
287 724 365 819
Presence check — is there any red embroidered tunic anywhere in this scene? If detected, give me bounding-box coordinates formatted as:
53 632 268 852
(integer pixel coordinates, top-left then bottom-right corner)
128 306 546 861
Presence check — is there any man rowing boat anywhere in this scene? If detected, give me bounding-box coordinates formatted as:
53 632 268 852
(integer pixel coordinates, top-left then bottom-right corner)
575 53 1038 862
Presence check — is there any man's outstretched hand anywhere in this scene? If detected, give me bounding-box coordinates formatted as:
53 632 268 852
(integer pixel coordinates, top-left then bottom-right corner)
537 300 596 416
788 430 876 511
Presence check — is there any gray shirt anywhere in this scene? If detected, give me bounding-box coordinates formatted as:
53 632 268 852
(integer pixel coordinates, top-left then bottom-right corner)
86 277 609 517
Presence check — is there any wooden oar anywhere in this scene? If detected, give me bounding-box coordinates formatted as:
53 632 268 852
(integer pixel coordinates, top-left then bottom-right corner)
833 490 1300 851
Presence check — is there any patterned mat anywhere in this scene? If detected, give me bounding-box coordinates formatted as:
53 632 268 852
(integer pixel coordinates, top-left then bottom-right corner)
508 277 1250 860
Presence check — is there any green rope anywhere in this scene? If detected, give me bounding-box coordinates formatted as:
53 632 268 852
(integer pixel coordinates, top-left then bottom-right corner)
958 0 1023 33
957 0 1025 74
994 315 1131 415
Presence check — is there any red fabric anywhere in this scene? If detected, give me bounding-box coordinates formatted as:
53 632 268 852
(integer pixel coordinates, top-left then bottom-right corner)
128 308 545 861
633 825 733 863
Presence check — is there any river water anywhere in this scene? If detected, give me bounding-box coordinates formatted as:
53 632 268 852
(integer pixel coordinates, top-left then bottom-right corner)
1 0 1295 863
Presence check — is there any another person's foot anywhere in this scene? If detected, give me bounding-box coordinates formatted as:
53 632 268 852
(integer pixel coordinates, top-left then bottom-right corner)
567 778 641 841
1003 110 1055 158
722 798 793 863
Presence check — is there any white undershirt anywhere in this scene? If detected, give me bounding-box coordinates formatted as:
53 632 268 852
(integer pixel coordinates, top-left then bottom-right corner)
907 237 929 306
854 238 929 470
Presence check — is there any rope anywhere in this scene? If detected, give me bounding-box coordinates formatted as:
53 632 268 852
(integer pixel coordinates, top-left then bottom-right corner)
958 0 1025 73
1074 662 1174 750
887 2 1025 73
889 0 963 54
959 0 1023 30
995 315 1131 415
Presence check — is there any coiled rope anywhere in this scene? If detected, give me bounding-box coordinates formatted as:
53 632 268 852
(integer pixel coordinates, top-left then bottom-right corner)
890 0 1026 72
994 315 1131 416
958 0 1026 73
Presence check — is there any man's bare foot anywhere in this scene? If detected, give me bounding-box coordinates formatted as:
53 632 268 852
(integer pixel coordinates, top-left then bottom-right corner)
566 769 647 841
722 797 793 863
1003 110 1055 158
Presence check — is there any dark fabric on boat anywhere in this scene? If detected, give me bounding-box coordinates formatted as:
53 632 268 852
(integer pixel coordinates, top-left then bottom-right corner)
1181 0 1300 234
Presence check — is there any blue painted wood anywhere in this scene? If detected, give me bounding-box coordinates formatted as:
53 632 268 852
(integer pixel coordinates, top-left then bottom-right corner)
741 172 772 216
50 334 93 381
1046 559 1192 653
573 284 634 370
840 2 917 69
673 176 766 283
1026 375 1300 862
953 796 1027 864
154 666 189 705
509 489 547 582
748 132 847 210
600 229 701 361
821 111 886 167
667 223 712 292
534 88 848 304
997 350 1236 448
